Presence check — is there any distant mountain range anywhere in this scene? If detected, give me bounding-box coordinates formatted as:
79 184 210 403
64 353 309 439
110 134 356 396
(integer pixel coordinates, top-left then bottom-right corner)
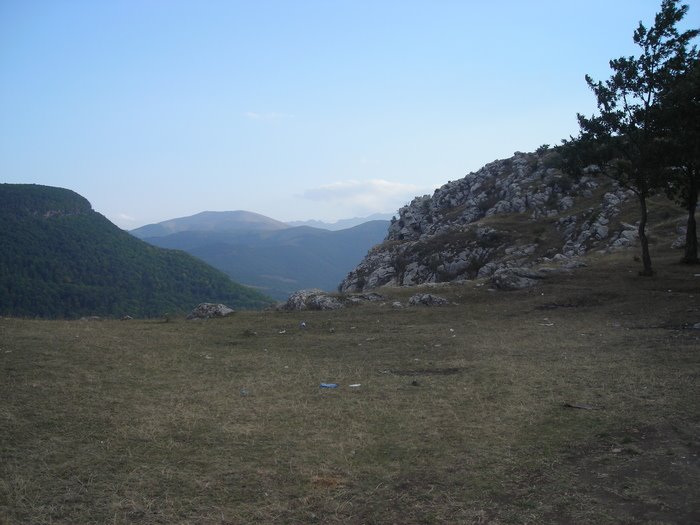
132 211 390 300
0 184 273 318
286 213 395 231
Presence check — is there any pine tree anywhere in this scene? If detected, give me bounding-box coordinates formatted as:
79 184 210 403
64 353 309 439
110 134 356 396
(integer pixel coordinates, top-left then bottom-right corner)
575 0 698 275
657 58 700 263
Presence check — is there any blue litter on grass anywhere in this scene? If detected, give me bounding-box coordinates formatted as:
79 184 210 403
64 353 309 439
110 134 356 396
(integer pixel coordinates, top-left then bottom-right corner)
320 383 339 388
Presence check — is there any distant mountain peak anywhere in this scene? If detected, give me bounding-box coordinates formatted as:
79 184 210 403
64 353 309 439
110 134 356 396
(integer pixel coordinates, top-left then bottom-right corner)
286 213 395 231
131 210 289 239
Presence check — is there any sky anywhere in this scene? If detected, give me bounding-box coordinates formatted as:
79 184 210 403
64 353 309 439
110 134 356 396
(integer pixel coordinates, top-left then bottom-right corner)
1 0 697 229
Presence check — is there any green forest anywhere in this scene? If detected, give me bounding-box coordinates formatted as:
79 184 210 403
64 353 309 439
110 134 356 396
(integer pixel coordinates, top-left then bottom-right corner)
0 184 273 318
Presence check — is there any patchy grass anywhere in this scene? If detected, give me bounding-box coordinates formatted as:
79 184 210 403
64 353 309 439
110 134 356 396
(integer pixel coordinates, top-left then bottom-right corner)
1 247 699 524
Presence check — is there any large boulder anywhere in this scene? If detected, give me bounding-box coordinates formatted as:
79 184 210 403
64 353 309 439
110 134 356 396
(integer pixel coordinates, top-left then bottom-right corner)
408 293 449 306
490 267 546 290
187 303 235 319
278 289 345 311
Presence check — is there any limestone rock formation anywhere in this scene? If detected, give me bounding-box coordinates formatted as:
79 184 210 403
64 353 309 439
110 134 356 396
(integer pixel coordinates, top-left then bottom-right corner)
278 289 387 311
278 289 345 311
340 149 637 293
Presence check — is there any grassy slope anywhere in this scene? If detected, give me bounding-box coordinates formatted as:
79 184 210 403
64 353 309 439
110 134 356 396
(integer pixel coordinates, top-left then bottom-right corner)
1 244 698 524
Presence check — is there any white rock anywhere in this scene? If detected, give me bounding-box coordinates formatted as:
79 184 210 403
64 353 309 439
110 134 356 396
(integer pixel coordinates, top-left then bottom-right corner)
187 303 235 320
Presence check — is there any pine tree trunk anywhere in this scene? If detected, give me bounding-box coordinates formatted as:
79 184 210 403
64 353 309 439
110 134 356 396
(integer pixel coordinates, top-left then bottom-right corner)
638 193 654 276
682 171 698 264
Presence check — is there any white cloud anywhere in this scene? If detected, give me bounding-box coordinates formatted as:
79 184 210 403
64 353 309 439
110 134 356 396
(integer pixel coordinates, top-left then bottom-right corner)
108 213 139 229
300 179 424 216
117 213 137 223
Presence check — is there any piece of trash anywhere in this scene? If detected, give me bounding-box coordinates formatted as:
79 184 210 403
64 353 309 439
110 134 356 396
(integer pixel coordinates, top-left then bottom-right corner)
563 402 600 410
300 322 306 328
349 384 361 388
278 329 286 334
320 383 339 388
239 388 250 397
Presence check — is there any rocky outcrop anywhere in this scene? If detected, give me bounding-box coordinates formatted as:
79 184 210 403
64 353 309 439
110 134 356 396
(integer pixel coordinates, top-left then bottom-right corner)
187 303 235 319
277 289 387 311
340 149 636 293
278 289 344 311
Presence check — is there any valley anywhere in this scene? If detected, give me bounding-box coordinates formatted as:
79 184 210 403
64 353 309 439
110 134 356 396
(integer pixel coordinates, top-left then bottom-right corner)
133 214 389 300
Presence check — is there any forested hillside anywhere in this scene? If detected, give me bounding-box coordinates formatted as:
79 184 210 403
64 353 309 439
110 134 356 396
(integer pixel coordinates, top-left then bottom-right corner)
0 184 272 318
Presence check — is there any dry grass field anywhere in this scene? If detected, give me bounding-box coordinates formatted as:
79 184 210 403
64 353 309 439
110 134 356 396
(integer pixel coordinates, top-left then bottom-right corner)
1 246 699 524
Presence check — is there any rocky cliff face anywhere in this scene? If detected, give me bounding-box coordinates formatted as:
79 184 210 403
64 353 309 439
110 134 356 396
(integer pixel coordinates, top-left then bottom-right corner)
340 150 639 292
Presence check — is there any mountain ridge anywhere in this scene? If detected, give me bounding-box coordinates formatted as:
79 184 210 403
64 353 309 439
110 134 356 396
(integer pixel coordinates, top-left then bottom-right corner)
131 210 290 239
287 213 395 230
132 211 395 237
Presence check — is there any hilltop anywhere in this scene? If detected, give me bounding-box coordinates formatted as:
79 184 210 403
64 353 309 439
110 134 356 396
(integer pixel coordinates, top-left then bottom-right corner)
341 149 689 292
0 184 273 318
130 210 290 239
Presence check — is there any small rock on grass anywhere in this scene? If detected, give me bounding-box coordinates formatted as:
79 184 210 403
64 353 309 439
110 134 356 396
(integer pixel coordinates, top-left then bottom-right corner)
408 293 449 306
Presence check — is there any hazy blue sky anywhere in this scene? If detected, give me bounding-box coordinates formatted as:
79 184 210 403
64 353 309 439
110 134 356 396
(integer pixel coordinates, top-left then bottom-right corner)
1 0 695 228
